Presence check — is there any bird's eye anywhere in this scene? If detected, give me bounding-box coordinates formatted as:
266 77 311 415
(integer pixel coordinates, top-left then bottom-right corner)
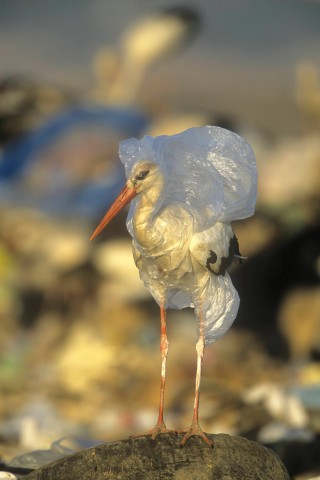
135 170 150 181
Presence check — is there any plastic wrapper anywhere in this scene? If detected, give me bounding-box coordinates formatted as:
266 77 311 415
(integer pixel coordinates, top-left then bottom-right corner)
119 126 257 344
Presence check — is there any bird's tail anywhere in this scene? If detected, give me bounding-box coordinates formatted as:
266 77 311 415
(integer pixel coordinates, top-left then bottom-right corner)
234 254 247 264
195 272 240 345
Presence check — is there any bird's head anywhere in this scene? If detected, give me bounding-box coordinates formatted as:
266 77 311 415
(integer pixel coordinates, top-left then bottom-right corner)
90 161 161 241
127 161 161 193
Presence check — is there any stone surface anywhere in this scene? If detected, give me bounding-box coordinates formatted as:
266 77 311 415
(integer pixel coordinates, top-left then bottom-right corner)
24 433 290 480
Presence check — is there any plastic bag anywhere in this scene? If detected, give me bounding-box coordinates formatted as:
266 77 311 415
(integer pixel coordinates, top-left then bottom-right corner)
118 126 257 344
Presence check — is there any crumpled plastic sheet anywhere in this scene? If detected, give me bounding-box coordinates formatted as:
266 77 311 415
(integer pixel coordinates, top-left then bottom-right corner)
119 126 257 344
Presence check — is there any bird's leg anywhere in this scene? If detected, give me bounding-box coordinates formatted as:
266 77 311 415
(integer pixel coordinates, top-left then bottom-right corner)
153 304 170 433
130 305 174 440
179 308 213 447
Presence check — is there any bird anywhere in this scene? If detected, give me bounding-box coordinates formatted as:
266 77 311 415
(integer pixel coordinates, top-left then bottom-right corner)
90 125 257 446
93 6 200 104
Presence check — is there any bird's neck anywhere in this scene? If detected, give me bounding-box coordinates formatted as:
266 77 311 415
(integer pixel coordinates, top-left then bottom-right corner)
133 177 164 248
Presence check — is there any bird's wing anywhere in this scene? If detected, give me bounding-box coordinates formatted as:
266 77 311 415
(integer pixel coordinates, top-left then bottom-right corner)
119 126 257 231
190 222 238 276
190 222 241 345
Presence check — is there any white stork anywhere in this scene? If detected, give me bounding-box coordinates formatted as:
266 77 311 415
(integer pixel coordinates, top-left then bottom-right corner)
90 126 257 446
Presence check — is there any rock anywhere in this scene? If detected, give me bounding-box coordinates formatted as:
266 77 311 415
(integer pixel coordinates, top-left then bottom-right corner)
24 433 289 480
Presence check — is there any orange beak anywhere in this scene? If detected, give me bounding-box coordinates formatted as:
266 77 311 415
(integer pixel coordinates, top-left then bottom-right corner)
90 184 137 241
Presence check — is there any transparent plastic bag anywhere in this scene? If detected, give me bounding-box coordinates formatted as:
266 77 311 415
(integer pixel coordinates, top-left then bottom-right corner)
118 126 257 343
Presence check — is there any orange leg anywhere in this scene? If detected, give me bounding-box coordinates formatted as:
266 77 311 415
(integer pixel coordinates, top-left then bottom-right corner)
130 305 174 440
179 308 213 447
157 304 168 427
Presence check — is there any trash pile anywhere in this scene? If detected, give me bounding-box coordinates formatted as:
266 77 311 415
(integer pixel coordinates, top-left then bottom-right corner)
0 7 319 479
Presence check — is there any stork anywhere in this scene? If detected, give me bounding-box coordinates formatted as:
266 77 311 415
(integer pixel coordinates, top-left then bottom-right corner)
93 7 200 104
90 126 257 446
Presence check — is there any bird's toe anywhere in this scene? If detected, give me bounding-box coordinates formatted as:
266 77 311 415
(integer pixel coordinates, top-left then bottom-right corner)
130 422 176 441
179 422 213 447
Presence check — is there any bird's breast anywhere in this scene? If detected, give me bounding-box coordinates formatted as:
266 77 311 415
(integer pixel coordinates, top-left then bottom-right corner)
133 206 193 271
134 241 195 299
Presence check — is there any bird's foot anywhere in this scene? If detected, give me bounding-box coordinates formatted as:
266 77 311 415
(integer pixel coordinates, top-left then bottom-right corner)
178 422 213 447
130 422 175 441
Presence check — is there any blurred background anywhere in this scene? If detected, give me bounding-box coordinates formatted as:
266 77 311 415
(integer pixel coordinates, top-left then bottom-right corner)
0 1 319 478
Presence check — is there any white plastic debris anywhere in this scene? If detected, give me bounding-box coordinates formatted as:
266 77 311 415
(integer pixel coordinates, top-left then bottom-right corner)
9 437 102 470
243 382 309 428
117 126 257 344
258 421 314 444
0 474 17 480
121 126 257 232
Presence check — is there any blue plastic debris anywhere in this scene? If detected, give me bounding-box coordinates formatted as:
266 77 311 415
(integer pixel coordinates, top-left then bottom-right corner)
0 106 148 217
